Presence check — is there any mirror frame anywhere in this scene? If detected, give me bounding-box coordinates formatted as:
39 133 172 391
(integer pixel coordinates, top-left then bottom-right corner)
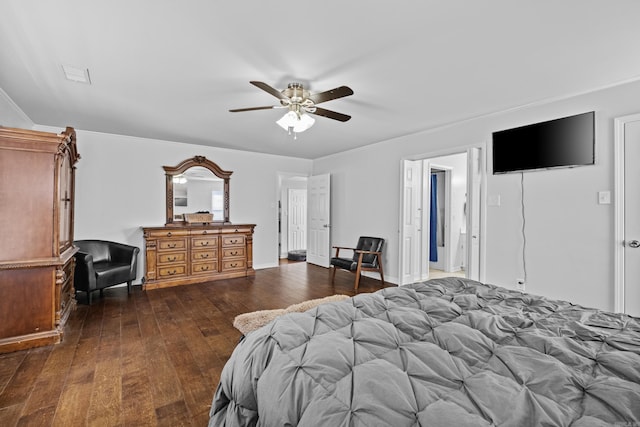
164 156 232 225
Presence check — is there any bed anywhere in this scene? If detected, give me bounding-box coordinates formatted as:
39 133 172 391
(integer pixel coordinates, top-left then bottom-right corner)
209 277 640 426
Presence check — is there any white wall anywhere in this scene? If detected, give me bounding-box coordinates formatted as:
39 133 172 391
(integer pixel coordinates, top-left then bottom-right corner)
314 79 640 312
33 128 312 281
9 79 640 311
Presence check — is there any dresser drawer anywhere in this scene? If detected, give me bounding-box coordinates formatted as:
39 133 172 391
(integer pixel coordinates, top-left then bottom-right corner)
222 259 246 271
222 235 245 247
158 252 186 264
191 236 218 248
148 229 190 238
222 247 245 258
191 261 217 275
158 265 186 278
191 250 216 261
158 238 187 251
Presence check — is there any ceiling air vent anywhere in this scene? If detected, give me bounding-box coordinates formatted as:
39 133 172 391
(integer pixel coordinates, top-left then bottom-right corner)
61 65 91 84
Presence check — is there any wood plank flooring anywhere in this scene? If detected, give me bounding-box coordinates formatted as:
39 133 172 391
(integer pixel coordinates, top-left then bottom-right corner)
0 262 394 426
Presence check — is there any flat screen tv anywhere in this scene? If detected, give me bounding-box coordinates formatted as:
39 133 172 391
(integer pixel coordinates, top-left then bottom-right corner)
492 111 595 174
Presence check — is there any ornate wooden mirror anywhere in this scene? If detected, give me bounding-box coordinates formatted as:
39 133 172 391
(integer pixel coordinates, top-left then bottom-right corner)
164 156 232 225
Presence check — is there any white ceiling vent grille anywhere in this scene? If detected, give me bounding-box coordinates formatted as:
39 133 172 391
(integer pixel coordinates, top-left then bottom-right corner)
61 65 91 84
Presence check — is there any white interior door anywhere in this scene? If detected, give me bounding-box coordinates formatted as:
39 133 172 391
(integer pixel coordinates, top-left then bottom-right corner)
288 189 307 251
467 147 482 280
618 116 640 316
399 160 423 284
307 174 331 267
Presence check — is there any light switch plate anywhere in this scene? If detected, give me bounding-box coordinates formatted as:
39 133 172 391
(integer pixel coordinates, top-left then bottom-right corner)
598 191 611 205
488 195 501 207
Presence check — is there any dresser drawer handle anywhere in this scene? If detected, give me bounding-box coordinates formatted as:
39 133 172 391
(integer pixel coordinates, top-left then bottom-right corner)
168 243 177 248
168 269 177 275
230 263 238 268
230 251 238 256
167 232 172 237
200 266 209 271
200 254 209 258
200 241 209 246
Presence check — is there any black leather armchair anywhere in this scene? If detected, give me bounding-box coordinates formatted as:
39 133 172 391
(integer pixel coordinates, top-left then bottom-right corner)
330 236 385 290
73 240 140 304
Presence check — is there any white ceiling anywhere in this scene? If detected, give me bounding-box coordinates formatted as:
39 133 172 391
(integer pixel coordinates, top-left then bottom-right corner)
2 1 640 159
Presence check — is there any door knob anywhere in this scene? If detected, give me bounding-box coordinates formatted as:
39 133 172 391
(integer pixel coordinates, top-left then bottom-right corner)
627 240 640 248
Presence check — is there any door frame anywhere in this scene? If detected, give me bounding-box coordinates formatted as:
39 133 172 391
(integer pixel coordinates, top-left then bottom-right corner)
614 113 640 312
398 145 486 285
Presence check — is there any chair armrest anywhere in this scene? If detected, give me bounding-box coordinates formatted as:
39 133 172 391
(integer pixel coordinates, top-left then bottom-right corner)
108 243 140 279
74 251 97 291
108 242 139 262
332 246 357 258
354 250 382 255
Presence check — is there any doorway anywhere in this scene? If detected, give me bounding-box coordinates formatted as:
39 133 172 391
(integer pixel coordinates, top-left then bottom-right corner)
399 147 483 285
427 166 454 276
278 174 308 260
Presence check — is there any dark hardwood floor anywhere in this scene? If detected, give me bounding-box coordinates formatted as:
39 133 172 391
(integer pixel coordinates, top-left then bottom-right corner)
0 262 393 426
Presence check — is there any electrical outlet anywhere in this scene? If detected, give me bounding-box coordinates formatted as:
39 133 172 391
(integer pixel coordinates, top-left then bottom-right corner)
516 279 525 292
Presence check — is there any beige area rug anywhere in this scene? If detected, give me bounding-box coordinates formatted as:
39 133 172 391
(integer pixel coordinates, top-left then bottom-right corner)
233 294 350 335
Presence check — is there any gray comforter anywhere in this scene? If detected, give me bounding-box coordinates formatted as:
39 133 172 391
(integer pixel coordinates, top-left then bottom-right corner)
209 278 640 426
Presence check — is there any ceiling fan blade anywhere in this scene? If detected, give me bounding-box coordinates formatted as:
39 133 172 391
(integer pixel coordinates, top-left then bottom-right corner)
308 86 354 104
250 81 289 100
229 105 278 112
310 107 351 122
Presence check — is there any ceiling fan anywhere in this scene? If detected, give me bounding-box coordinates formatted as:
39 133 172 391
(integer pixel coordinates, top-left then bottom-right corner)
229 81 353 135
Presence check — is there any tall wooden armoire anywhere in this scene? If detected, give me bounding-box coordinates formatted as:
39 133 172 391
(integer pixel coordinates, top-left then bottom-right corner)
0 126 80 353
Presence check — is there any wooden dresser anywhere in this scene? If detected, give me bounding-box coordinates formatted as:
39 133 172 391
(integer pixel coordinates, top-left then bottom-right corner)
142 224 255 290
0 126 80 353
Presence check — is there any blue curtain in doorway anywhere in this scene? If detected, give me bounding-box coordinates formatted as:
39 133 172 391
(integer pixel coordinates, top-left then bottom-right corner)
430 173 438 262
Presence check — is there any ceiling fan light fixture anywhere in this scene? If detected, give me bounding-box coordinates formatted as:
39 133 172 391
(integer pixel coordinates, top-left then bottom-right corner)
276 110 315 134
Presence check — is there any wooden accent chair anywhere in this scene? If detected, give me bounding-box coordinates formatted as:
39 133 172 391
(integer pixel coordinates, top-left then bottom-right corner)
330 236 385 290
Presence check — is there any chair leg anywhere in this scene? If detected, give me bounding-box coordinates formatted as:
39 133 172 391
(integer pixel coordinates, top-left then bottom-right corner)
331 266 337 284
378 257 385 286
87 290 92 305
354 252 364 291
127 280 132 294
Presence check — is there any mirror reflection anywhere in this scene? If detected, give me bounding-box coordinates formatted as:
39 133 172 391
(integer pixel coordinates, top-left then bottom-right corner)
172 166 224 220
164 156 232 225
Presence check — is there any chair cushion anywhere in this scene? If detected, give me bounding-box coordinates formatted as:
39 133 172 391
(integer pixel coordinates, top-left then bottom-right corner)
94 261 131 288
331 257 356 271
